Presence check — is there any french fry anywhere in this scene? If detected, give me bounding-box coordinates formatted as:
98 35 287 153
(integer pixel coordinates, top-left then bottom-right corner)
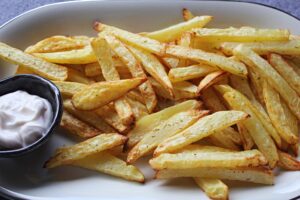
60 111 102 138
221 39 300 56
222 91 279 168
72 78 146 110
161 56 180 68
215 85 281 147
154 111 249 156
0 42 67 81
127 100 202 148
165 45 247 77
45 133 126 168
268 53 300 96
127 109 208 163
150 149 267 169
168 64 217 83
237 123 255 150
67 68 95 84
201 87 227 111
247 67 265 104
145 16 212 42
71 151 145 183
262 82 298 144
25 35 86 53
126 97 149 120
15 65 35 75
233 45 300 120
156 167 274 185
193 27 289 42
33 45 97 64
194 178 228 200
177 32 193 67
278 150 300 171
197 71 227 95
286 58 300 76
84 61 129 77
91 37 134 125
95 105 129 134
53 81 87 97
63 99 115 133
127 90 145 104
103 34 157 112
94 22 165 55
128 46 174 97
182 8 195 21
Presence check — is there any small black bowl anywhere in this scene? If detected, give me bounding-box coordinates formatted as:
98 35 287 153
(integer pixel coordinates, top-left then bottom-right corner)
0 74 63 157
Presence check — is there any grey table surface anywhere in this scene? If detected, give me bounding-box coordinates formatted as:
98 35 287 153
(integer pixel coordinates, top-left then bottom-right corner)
0 0 299 26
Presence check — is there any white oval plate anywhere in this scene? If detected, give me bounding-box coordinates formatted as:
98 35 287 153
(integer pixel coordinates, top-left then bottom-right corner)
0 1 299 200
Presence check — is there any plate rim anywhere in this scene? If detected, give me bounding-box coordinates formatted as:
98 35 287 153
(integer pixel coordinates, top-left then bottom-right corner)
0 1 299 200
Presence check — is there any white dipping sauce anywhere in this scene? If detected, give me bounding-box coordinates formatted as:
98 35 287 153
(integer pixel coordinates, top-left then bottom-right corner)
0 90 52 149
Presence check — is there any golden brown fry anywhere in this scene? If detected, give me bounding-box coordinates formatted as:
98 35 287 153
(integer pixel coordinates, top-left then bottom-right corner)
67 68 95 84
126 97 149 120
237 123 255 150
201 87 227 112
268 53 300 96
0 42 67 81
194 27 289 42
197 71 227 95
194 178 229 200
262 82 298 144
154 111 248 156
233 45 300 120
177 32 193 67
128 46 174 97
103 34 157 112
247 67 265 104
161 56 180 68
53 81 87 97
127 90 145 105
278 150 300 171
165 44 247 77
15 65 35 75
156 167 274 185
25 35 86 53
71 151 145 183
63 99 115 133
60 111 102 138
168 64 217 83
94 22 165 55
45 133 126 168
145 16 212 42
72 78 146 110
182 8 195 21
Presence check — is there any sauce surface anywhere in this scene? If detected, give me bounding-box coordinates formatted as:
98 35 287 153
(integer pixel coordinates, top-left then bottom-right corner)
0 90 52 149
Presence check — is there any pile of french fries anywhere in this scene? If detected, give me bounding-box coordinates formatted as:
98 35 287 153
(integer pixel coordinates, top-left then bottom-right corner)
0 8 299 200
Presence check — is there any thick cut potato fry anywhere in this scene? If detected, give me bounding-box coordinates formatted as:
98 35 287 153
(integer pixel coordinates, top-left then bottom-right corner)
201 87 227 111
165 45 247 77
126 97 149 120
128 46 174 97
215 85 281 147
0 42 67 81
127 100 202 148
150 149 267 169
45 133 126 168
67 68 95 84
91 37 134 125
95 105 129 134
247 67 265 104
263 82 298 144
221 39 300 56
278 150 300 170
209 132 240 151
156 167 274 185
84 61 129 77
287 58 300 76
60 111 102 138
233 45 300 120
94 22 165 55
197 71 227 94
222 92 279 168
237 123 254 150
33 45 97 64
53 81 87 97
161 56 180 68
193 27 289 42
15 65 35 75
194 178 228 200
154 111 248 156
280 99 299 140
127 90 145 104
63 99 115 133
127 109 208 163
168 64 217 83
182 8 195 21
177 32 193 67
25 35 86 53
103 34 157 112
145 16 212 42
71 151 144 183
72 78 146 110
268 53 300 96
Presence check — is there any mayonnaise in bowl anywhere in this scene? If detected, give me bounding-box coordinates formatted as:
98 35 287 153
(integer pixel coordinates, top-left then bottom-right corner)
0 90 53 149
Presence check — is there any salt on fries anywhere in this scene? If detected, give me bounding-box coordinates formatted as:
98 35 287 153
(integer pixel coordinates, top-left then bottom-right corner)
0 8 297 200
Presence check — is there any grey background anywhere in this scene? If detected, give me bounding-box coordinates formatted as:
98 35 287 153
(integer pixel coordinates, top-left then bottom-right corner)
0 0 299 26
